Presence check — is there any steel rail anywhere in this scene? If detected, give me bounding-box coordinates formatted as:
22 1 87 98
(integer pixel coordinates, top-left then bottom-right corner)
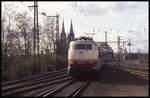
120 68 148 80
121 68 148 76
2 76 72 96
123 68 148 75
2 73 69 92
2 71 67 90
2 68 67 86
67 80 90 97
25 71 67 83
37 79 76 97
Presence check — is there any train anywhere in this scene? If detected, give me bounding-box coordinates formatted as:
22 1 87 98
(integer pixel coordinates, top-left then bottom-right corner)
67 36 102 76
97 42 114 63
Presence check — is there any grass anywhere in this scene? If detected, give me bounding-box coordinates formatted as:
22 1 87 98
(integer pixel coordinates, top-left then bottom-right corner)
1 53 67 82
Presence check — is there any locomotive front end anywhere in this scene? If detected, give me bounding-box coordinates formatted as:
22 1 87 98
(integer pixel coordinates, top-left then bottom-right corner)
67 37 101 75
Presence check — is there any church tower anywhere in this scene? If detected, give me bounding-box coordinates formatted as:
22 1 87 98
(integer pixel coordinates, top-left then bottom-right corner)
67 19 75 46
60 19 67 56
60 19 66 43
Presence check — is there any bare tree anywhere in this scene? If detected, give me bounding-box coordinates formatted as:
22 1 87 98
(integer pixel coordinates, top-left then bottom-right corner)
2 4 17 57
42 17 56 53
15 11 33 55
1 4 18 75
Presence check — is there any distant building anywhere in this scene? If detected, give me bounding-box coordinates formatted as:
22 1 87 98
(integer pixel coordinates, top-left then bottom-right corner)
125 53 148 61
58 19 75 57
59 19 67 56
67 19 75 53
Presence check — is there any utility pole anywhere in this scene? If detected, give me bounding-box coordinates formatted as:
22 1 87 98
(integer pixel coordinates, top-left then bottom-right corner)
128 39 131 53
36 1 39 55
117 36 120 62
56 14 59 66
92 29 95 38
122 41 127 61
118 36 120 54
122 41 125 52
28 1 39 72
104 31 107 51
105 31 107 43
28 1 39 55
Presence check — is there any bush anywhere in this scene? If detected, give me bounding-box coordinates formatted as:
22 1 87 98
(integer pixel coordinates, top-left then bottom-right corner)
2 53 67 82
8 56 33 79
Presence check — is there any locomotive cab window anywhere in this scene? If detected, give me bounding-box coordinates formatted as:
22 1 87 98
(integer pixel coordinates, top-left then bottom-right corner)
73 44 92 50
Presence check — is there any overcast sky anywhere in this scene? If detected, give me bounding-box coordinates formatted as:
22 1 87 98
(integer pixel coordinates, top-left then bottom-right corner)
2 1 149 53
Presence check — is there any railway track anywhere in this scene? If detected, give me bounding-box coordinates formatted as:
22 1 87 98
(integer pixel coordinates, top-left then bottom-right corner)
1 68 67 86
2 69 67 87
2 76 72 96
119 67 148 80
67 80 90 97
37 79 91 97
1 68 70 96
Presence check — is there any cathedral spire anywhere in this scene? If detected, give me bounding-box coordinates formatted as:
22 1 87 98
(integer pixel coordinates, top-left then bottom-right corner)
61 19 65 34
70 19 74 34
67 19 74 43
60 19 67 57
60 19 66 40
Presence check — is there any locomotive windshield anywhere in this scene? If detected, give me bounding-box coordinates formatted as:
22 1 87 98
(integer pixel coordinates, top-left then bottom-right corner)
72 44 92 50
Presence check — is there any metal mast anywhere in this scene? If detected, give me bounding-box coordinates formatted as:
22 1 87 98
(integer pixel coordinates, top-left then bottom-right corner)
56 14 59 66
105 31 107 43
36 1 39 55
128 39 131 53
28 1 39 68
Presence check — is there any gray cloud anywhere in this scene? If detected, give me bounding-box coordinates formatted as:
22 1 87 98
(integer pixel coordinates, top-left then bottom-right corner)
86 7 107 16
114 2 139 12
74 3 108 16
80 2 148 16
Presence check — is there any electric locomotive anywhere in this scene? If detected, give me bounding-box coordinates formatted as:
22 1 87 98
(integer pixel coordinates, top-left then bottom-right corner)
67 36 102 75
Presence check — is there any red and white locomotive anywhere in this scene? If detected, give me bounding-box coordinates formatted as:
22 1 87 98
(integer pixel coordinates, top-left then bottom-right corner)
67 36 102 75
